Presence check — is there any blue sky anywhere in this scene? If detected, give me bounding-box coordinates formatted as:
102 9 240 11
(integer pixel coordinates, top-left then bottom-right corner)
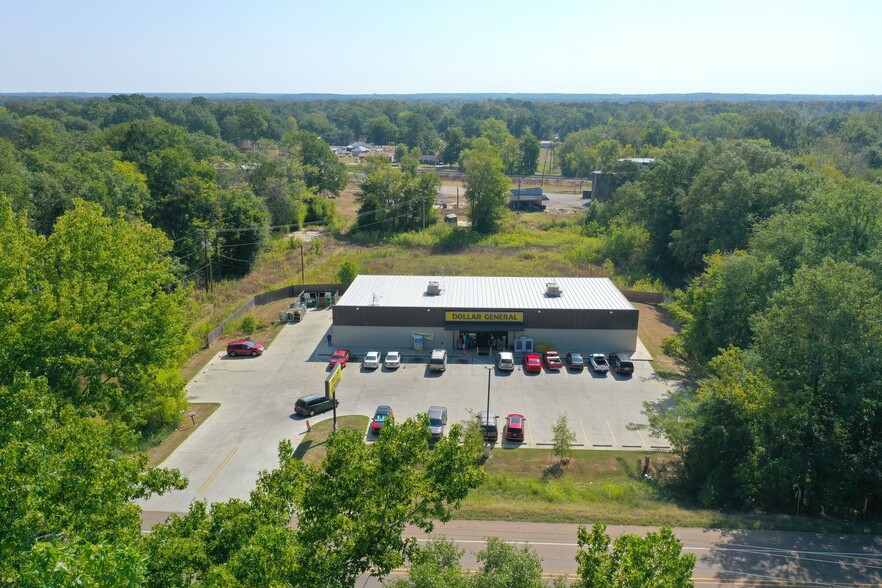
2 0 879 94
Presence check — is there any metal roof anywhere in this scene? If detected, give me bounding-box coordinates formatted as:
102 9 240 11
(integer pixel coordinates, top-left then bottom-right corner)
336 275 635 311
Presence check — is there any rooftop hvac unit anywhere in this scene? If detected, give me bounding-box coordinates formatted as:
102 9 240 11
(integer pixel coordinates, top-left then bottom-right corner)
546 282 562 297
427 281 442 295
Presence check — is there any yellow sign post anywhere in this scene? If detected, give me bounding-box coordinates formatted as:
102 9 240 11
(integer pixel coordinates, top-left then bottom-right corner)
325 363 342 430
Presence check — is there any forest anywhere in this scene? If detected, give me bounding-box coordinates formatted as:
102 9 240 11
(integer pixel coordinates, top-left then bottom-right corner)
2 93 882 584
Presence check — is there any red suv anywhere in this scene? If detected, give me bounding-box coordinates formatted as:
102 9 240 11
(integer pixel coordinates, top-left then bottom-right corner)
505 414 525 442
227 340 264 356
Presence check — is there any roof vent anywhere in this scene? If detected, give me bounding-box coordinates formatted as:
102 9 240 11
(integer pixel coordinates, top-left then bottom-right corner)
427 281 442 296
546 282 562 297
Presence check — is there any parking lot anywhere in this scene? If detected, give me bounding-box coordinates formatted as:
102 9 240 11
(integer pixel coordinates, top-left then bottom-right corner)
139 308 675 512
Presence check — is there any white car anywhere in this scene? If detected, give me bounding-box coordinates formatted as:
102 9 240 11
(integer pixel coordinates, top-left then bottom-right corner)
588 353 609 373
363 351 381 369
384 351 401 369
497 351 515 371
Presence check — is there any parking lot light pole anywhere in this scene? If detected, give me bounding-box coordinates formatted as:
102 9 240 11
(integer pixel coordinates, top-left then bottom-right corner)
485 366 492 418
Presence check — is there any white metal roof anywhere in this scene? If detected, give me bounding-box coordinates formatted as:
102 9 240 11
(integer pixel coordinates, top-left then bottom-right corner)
336 275 635 311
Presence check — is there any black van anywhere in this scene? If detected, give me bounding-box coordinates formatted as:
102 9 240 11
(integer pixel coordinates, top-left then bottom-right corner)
294 394 338 416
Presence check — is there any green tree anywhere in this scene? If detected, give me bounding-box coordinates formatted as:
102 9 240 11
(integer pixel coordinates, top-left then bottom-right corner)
749 259 882 514
398 111 437 152
670 252 782 361
235 102 268 142
462 149 510 234
441 126 466 165
365 115 398 145
0 199 190 429
575 523 695 588
144 415 486 587
0 375 186 583
517 132 541 175
644 349 775 509
356 158 440 233
551 414 576 465
283 130 348 196
389 536 566 588
215 189 270 278
336 260 359 284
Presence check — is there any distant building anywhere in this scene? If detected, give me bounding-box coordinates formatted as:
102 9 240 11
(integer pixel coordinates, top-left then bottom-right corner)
444 213 458 224
419 154 439 165
509 187 548 211
540 140 554 149
591 171 616 202
617 157 656 166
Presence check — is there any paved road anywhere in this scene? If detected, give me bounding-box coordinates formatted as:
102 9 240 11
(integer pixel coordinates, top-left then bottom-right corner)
140 514 882 587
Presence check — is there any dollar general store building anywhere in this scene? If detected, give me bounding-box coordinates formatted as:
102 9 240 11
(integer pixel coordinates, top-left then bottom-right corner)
331 275 638 354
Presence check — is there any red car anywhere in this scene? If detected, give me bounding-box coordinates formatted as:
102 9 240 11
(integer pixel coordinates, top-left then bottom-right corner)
227 340 264 357
505 413 525 442
329 349 351 368
524 353 542 373
370 405 394 435
543 350 563 370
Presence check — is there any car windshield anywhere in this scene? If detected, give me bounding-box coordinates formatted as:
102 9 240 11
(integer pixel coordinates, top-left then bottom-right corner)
429 417 442 426
387 353 398 359
374 414 387 422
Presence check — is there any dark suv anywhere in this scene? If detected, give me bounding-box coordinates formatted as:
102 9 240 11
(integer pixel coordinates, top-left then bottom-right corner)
294 394 339 416
608 353 634 376
476 411 499 443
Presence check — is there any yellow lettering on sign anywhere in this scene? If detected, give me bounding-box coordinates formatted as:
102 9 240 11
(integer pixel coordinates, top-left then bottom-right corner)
445 311 523 322
325 363 342 397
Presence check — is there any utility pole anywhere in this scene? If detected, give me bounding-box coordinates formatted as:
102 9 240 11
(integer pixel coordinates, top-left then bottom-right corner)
300 242 305 283
201 230 212 292
422 194 426 231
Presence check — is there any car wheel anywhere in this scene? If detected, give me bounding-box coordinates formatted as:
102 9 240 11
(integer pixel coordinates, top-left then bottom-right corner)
229 350 236 356
309 410 315 417
251 350 258 356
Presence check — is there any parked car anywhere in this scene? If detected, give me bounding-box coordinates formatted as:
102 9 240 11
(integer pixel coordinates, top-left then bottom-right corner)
370 404 394 435
476 411 499 442
543 350 563 370
608 353 634 376
429 348 447 371
328 349 351 368
294 393 338 417
497 351 515 371
363 351 381 369
427 405 448 441
384 351 401 369
227 340 264 357
588 353 609 374
565 352 585 370
505 413 526 442
523 353 542 373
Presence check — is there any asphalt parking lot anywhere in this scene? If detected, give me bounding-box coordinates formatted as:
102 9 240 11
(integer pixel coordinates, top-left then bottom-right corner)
139 308 675 512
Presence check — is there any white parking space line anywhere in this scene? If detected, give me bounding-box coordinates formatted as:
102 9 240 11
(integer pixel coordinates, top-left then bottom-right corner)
606 421 618 447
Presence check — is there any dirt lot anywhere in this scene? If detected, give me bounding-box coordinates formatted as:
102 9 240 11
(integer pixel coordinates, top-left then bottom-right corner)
633 302 684 379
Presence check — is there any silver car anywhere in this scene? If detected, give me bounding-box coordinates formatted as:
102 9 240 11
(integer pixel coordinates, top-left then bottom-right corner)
384 351 401 369
427 406 448 441
363 351 381 369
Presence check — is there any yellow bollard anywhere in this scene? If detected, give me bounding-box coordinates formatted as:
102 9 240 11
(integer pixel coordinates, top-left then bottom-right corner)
305 420 311 432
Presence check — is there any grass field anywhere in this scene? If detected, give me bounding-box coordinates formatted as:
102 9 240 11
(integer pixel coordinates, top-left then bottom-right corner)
293 415 370 466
